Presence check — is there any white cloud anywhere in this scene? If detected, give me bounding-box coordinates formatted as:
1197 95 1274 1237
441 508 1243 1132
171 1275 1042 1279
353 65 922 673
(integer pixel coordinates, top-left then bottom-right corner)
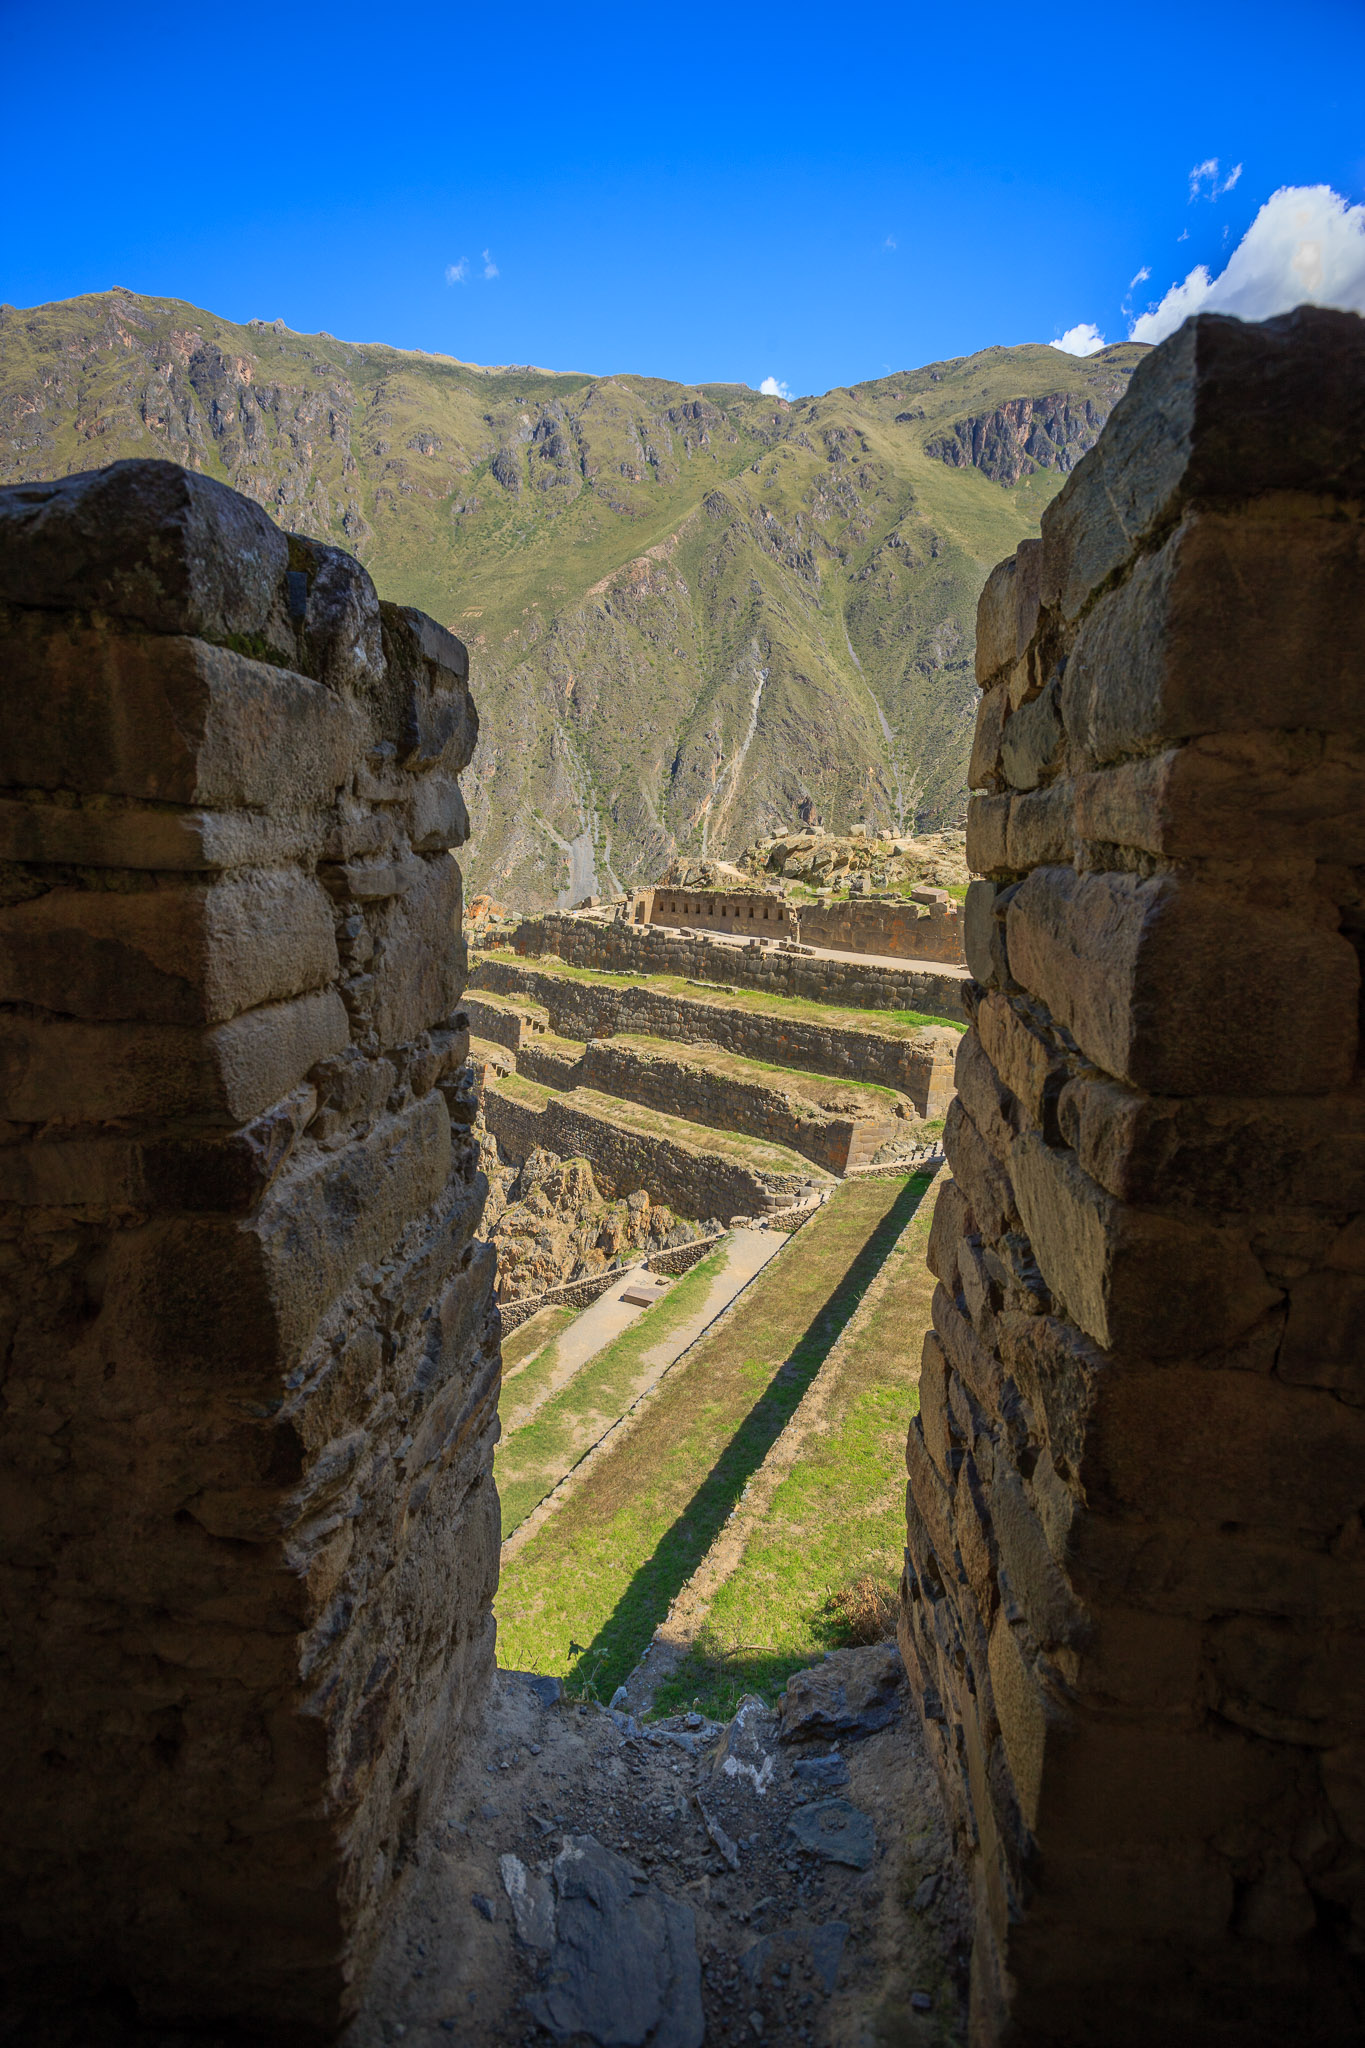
445 258 469 285
760 375 793 400
1050 322 1107 356
482 249 499 279
1189 157 1243 203
884 236 897 250
1130 183 1365 344
1128 265 1150 292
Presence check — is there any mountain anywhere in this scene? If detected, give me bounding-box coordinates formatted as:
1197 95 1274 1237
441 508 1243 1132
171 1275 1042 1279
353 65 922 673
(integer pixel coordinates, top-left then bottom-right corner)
0 288 1146 906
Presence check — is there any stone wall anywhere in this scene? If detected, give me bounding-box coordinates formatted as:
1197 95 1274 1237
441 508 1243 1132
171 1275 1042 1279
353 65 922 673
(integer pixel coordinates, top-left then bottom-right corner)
469 965 960 1114
797 889 966 966
637 883 966 967
497 1230 728 1332
635 884 798 940
505 914 969 1021
482 1080 816 1221
901 310 1365 2047
0 460 497 2038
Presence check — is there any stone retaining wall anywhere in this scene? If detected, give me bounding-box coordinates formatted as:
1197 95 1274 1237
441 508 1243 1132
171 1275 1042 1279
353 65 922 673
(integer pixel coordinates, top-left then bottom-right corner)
497 1231 729 1332
0 460 496 2039
469 966 959 1115
902 311 1365 2047
482 1081 814 1220
797 891 966 965
506 914 969 1021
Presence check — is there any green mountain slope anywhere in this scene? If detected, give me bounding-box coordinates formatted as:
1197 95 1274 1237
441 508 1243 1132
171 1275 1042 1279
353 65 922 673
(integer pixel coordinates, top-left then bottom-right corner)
0 288 1145 904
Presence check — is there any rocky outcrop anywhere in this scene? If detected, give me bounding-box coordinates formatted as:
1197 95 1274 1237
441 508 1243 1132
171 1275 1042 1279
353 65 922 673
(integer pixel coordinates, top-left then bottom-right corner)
0 460 495 2038
904 309 1365 2047
924 384 1126 486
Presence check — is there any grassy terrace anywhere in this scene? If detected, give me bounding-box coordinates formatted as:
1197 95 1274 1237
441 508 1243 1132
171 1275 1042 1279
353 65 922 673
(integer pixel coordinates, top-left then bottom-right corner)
495 1174 930 1698
495 1245 732 1541
605 1033 907 1110
474 949 967 1034
654 1171 940 1719
487 1075 823 1178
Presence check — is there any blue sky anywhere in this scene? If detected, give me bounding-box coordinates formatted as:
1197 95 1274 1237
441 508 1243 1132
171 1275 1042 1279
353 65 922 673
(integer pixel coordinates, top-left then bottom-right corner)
4 0 1363 394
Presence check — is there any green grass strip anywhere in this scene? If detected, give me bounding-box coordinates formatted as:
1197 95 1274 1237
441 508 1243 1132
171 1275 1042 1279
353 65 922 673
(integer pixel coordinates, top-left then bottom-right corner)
495 1175 930 1695
653 1177 940 1719
495 1245 732 1540
476 950 966 1034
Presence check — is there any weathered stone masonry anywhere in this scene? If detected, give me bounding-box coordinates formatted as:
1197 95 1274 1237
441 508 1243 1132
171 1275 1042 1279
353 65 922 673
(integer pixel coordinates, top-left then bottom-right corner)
902 310 1365 2046
0 461 496 2036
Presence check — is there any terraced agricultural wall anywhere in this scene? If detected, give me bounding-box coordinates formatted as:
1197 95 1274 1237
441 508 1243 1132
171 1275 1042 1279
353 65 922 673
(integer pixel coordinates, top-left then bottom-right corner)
903 311 1365 2048
482 1080 815 1220
507 911 969 1020
0 461 497 2040
467 964 959 1113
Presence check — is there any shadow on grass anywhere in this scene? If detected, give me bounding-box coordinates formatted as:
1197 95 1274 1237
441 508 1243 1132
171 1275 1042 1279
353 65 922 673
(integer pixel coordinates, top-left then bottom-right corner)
563 1172 931 1699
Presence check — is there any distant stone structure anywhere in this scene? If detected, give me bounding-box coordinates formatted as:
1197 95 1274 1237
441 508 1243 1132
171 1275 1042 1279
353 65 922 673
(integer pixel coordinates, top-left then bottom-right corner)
903 310 1365 2045
0 462 495 2037
634 880 966 966
508 910 969 1020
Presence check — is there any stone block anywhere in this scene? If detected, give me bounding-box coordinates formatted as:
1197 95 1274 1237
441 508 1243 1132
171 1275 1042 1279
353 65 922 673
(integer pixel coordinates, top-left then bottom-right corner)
964 880 1009 989
2 617 361 806
965 793 1010 877
406 773 471 853
933 1284 1009 1420
975 539 1042 685
1005 865 1358 1097
288 534 384 697
968 684 1009 792
0 1088 314 1210
0 987 349 1124
107 1094 451 1379
905 1425 955 1574
0 795 321 872
990 1456 1087 1649
0 459 291 648
1058 1070 1365 1213
365 856 465 1049
976 994 1061 1128
378 603 479 772
1083 1365 1365 1536
1010 1131 1278 1359
1063 1606 1203 1715
955 1030 1020 1158
926 1174 972 1277
919 1331 955 1476
1062 505 1365 766
1207 1615 1365 1747
1074 735 1365 865
988 1615 1064 1833
996 1311 1107 1484
1278 1272 1365 1403
943 1097 1016 1243
1037 1713 1298 1853
1005 781 1073 872
1000 678 1064 793
1039 307 1365 622
0 871 338 1024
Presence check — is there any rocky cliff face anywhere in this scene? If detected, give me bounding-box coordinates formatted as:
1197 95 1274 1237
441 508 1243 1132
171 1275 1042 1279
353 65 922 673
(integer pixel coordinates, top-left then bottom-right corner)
923 385 1124 485
0 290 1146 905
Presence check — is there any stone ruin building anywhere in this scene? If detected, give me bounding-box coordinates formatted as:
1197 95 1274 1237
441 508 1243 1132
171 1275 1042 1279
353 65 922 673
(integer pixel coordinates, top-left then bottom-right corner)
0 303 1362 2046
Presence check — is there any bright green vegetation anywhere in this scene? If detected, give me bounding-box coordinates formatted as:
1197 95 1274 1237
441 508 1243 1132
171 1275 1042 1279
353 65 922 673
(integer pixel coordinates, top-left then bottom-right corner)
495 1245 731 1539
0 289 1146 905
477 951 967 1034
495 1176 926 1695
654 1172 939 1719
501 1302 580 1381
